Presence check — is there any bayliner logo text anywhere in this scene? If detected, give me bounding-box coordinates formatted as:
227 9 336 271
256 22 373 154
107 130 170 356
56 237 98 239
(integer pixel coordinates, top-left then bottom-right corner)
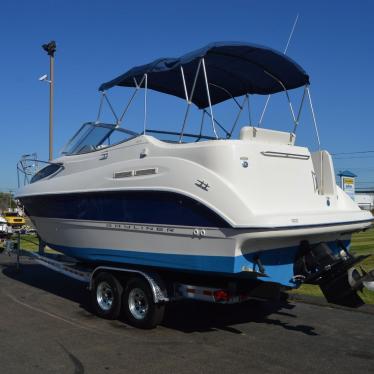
106 223 175 233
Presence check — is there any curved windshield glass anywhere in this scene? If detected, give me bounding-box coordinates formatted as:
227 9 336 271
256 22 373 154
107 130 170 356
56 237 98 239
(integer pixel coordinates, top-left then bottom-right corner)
61 122 139 156
30 163 63 184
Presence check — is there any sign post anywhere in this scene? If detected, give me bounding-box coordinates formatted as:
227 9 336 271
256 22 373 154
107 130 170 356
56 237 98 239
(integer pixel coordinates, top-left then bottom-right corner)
338 170 357 201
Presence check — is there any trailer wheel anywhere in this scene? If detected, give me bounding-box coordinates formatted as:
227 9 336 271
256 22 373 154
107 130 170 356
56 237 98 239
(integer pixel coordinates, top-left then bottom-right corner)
123 277 165 329
91 272 123 320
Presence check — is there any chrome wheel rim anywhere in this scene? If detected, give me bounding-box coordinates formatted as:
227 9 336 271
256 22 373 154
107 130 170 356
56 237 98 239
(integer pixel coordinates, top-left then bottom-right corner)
97 281 114 311
128 288 148 320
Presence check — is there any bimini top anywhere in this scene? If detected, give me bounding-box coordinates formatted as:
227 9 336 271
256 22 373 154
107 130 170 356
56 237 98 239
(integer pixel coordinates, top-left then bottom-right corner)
99 42 309 109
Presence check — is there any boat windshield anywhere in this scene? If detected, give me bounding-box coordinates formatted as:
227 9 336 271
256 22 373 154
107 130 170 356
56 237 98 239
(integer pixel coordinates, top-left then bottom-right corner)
61 122 139 156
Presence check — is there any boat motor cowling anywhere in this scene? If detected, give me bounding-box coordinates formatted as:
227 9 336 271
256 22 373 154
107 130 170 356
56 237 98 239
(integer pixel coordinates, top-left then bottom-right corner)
294 241 374 307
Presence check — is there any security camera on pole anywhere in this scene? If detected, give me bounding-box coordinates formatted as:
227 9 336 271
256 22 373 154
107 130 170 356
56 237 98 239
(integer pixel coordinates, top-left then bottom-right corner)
41 41 56 161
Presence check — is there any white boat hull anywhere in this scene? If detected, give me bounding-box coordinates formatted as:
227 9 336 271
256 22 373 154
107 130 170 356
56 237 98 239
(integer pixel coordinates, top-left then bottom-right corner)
18 132 373 289
30 215 372 287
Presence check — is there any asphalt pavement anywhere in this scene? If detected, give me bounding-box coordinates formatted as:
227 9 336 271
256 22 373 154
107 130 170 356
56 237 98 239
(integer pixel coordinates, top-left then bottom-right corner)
0 252 373 374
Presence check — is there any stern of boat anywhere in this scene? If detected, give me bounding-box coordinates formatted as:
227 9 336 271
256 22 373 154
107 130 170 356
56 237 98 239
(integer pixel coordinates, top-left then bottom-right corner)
236 229 374 307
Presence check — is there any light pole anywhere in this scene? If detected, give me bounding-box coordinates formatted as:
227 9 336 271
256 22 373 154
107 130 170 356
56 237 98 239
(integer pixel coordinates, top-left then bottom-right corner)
8 189 13 210
42 41 56 161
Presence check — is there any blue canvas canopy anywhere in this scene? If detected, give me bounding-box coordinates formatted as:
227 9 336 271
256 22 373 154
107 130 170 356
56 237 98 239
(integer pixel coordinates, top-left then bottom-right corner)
99 42 309 109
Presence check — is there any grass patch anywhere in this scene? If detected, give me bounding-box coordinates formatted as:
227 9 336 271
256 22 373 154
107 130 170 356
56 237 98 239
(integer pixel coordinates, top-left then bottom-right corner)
5 234 57 254
19 234 40 251
290 227 374 304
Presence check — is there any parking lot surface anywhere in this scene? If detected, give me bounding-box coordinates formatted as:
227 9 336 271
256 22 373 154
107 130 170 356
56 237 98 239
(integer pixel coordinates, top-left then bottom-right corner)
0 253 373 374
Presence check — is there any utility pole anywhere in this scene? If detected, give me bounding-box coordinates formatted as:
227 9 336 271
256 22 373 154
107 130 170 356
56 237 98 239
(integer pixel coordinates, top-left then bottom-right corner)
8 189 13 210
42 41 56 161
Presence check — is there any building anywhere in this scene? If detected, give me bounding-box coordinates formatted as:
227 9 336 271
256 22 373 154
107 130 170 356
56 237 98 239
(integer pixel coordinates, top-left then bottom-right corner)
337 170 357 200
337 170 373 211
355 189 374 211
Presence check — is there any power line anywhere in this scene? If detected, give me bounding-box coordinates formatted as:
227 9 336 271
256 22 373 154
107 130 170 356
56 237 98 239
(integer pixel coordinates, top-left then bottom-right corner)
331 150 374 156
333 155 374 160
338 167 374 171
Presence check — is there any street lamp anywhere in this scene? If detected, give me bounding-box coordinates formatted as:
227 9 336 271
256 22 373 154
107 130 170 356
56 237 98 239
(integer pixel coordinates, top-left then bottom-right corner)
41 40 56 161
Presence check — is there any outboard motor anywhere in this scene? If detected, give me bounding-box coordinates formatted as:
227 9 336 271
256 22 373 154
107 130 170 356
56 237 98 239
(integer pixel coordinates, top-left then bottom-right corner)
348 267 374 292
294 240 374 307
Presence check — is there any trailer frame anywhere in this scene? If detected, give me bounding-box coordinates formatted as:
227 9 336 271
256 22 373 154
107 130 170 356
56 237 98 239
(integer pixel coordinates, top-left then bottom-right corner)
27 251 265 328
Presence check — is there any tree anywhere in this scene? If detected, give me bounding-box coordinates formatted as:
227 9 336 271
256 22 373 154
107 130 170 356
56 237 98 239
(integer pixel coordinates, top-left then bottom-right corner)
0 192 16 212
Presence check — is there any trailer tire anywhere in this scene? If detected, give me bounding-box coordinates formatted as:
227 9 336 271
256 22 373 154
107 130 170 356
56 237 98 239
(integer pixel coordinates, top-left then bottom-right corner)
91 272 123 320
123 277 165 329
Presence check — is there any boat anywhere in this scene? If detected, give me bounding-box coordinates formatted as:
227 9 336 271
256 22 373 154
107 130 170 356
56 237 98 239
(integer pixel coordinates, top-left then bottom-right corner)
16 42 373 305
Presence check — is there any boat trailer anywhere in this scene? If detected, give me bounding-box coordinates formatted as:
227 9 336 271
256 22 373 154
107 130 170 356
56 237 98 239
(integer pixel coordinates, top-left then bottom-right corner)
3 236 374 328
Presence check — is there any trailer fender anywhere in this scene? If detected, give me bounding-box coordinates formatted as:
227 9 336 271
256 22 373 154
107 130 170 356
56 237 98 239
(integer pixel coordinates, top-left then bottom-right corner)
89 267 168 303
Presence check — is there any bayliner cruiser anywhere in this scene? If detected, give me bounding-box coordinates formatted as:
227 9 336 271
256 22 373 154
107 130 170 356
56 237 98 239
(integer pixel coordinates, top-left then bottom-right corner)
16 42 373 305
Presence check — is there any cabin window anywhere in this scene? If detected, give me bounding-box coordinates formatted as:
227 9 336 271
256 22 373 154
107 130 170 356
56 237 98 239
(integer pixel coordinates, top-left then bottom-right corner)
30 164 62 184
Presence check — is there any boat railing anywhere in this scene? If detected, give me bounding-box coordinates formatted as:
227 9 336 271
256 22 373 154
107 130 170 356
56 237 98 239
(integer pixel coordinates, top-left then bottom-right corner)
146 129 217 141
97 70 320 150
17 157 62 187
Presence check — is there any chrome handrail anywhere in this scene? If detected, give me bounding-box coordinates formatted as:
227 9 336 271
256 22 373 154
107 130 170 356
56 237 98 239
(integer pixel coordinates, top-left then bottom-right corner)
260 151 310 160
17 158 62 187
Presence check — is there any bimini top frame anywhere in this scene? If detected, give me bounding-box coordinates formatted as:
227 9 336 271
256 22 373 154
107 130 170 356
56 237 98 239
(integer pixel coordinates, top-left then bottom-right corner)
95 42 319 144
99 42 309 107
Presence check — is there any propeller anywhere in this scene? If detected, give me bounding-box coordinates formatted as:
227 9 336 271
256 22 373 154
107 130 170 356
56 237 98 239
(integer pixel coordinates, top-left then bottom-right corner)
348 267 374 292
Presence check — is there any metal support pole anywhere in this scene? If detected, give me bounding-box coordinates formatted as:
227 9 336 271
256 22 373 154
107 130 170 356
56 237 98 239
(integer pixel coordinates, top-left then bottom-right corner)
247 94 252 126
306 86 321 149
292 85 307 135
96 92 105 123
103 93 119 124
49 54 54 161
117 75 146 125
229 95 248 137
8 189 12 209
197 110 206 140
202 58 218 139
285 90 297 124
263 70 297 126
258 14 299 127
307 86 323 194
16 231 21 272
42 41 56 161
180 66 188 101
203 110 230 138
258 95 271 127
143 74 148 134
179 60 202 142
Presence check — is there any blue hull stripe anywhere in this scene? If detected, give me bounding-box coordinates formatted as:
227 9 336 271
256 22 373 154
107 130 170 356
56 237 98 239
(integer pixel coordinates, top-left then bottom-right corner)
51 243 237 273
48 240 350 287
